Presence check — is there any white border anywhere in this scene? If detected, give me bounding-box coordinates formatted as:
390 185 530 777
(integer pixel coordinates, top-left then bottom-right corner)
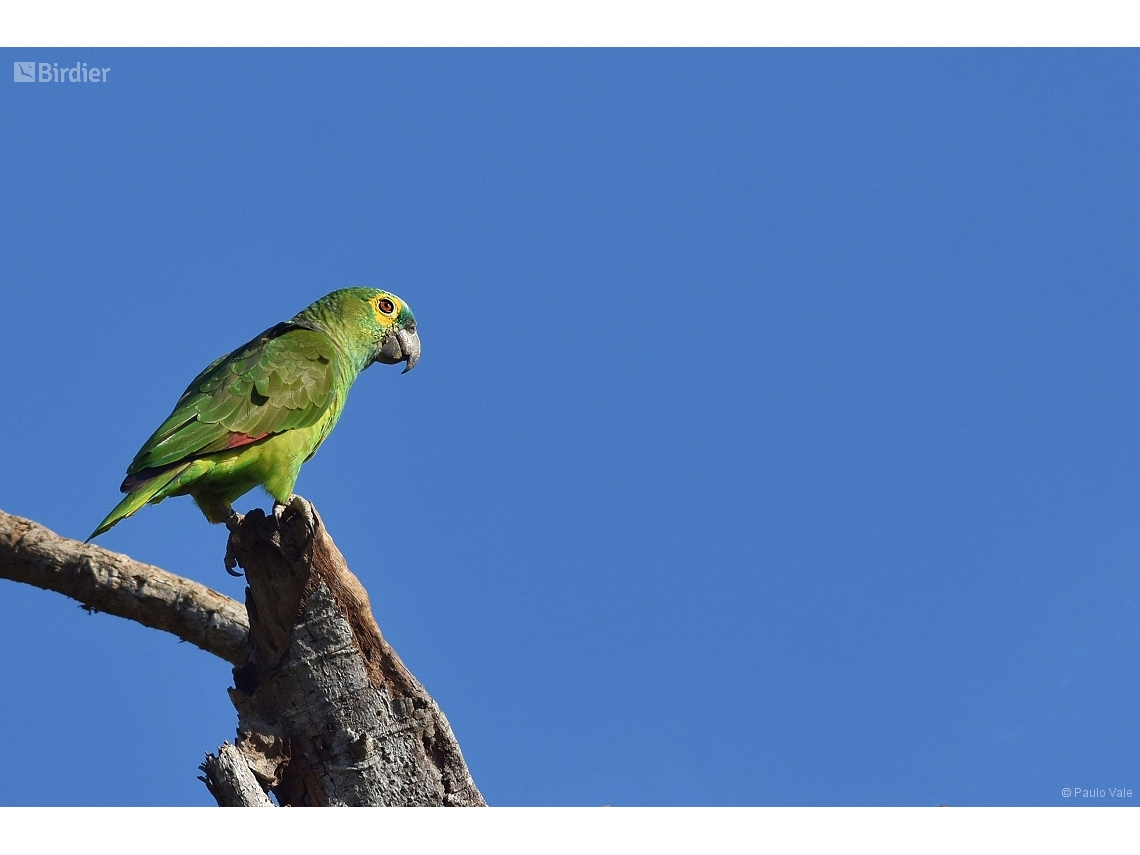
3 807 1139 854
1 1 1139 47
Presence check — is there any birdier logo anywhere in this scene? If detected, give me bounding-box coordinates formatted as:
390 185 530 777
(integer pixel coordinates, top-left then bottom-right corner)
13 62 110 83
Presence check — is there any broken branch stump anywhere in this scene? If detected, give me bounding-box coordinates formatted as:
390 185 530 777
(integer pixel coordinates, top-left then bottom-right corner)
209 497 485 807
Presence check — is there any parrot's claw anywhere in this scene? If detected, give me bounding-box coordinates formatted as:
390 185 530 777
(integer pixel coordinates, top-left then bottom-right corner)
273 495 316 544
224 537 244 576
223 508 245 576
289 495 316 538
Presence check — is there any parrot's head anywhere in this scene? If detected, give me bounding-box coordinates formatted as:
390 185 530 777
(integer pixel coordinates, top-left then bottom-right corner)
361 289 421 374
302 288 421 373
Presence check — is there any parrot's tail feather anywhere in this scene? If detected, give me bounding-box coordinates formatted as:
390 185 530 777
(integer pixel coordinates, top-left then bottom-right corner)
120 460 186 493
87 463 192 541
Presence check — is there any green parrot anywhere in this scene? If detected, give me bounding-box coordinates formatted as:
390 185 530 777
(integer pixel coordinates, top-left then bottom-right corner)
89 288 420 542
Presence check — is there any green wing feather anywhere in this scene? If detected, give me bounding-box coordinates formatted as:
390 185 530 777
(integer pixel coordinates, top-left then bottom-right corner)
125 322 340 479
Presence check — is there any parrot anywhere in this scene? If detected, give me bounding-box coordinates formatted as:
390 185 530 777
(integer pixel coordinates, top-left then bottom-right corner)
88 288 420 542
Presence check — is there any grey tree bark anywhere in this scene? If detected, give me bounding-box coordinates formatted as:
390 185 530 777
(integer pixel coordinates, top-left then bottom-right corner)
0 509 248 663
0 501 484 807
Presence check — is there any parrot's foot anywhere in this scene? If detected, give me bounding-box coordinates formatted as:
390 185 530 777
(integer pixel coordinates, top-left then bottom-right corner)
289 495 315 534
272 497 293 520
273 495 316 542
224 536 244 577
223 508 245 577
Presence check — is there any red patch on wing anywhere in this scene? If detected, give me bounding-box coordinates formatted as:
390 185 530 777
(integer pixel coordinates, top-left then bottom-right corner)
224 432 271 449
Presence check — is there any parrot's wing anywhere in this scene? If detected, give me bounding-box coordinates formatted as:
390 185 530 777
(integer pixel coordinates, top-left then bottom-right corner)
125 322 341 478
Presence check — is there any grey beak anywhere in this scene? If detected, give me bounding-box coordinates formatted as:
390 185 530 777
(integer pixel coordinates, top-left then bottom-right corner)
397 328 421 373
375 327 422 371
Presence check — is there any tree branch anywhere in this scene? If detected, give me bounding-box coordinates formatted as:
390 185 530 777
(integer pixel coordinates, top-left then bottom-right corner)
0 502 484 806
0 508 249 665
199 743 275 807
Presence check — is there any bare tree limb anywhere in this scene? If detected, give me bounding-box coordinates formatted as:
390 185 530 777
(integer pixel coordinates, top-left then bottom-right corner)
200 743 275 807
0 508 249 665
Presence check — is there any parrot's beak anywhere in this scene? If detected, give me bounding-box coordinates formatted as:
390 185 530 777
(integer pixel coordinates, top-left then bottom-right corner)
375 326 421 372
397 327 421 373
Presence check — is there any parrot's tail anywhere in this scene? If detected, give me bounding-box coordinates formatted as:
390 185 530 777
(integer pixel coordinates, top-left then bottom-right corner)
86 463 192 541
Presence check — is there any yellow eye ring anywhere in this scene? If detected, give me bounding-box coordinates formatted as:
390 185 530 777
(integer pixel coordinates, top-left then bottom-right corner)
377 298 395 315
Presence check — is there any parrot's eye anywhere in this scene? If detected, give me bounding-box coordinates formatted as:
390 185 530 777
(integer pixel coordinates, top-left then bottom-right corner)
377 298 396 315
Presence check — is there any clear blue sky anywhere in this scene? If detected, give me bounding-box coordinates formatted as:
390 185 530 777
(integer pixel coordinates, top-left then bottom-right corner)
1 49 1138 807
